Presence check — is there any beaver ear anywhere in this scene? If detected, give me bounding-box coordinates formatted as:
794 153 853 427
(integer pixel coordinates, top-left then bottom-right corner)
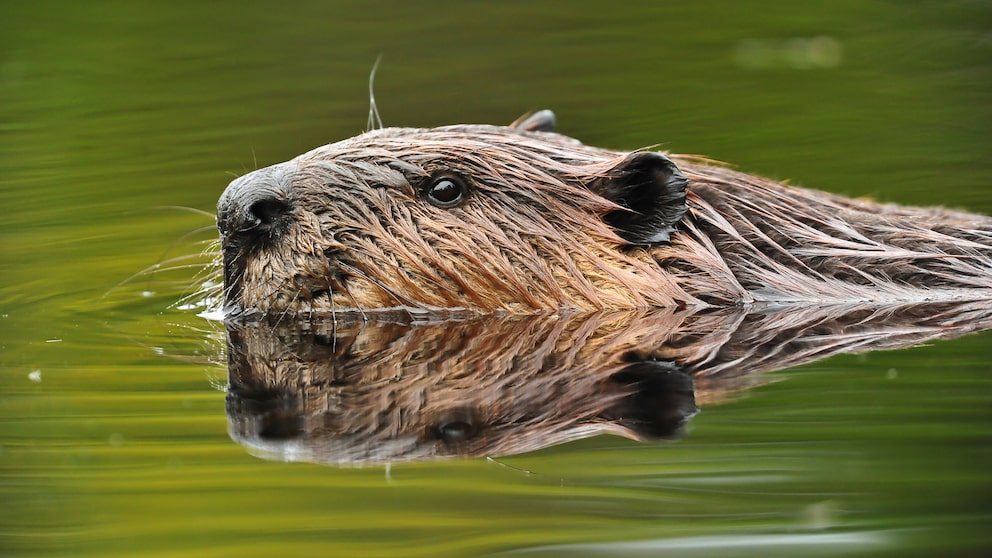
509 110 556 132
592 151 689 245
605 361 698 440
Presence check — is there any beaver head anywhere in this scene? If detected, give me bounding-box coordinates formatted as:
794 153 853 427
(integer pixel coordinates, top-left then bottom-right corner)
217 111 992 318
217 111 697 316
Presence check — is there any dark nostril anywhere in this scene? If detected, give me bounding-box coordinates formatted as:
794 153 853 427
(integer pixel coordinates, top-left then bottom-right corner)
249 198 290 227
217 167 294 240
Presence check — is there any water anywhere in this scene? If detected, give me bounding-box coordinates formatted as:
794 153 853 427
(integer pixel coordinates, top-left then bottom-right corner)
2 1 990 556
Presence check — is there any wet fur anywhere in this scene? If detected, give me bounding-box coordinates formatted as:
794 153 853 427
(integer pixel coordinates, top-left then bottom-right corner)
225 301 992 465
218 120 992 317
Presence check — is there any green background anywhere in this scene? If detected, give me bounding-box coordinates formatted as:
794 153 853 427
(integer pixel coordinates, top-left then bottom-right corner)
1 1 990 556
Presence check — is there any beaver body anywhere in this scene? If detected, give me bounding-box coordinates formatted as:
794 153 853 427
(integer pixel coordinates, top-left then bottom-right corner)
217 112 992 317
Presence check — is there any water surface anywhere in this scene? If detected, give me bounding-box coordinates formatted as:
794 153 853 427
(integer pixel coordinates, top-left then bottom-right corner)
2 1 990 556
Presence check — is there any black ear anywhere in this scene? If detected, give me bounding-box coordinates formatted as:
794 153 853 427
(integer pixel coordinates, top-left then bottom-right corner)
509 109 556 132
605 360 698 440
591 151 689 245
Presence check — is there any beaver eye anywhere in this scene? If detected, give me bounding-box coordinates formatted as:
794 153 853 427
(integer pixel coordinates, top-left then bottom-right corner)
432 408 479 444
436 420 475 442
425 174 467 208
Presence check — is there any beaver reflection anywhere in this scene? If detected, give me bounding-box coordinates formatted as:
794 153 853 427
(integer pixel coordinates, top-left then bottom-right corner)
225 301 992 466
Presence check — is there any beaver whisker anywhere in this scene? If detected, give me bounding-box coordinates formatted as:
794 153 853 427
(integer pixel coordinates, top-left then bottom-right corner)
167 224 221 243
150 205 217 220
272 285 305 329
106 252 219 304
221 276 241 308
176 283 223 312
339 276 370 323
325 276 339 341
310 252 353 318
305 290 318 322
118 258 216 285
221 238 254 299
309 252 370 320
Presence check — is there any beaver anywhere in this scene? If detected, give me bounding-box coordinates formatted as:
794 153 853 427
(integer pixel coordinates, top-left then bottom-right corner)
224 300 992 465
217 110 992 317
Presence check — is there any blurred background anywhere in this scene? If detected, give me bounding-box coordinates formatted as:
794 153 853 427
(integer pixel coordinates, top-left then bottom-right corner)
1 1 990 556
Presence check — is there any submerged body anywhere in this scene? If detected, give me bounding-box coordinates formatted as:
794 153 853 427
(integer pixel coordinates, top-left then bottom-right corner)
217 111 992 317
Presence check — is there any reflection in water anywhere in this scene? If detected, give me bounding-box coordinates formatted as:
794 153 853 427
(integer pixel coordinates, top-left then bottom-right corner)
224 301 992 466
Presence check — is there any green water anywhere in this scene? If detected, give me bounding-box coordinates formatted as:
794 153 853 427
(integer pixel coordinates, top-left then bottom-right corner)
1 1 990 556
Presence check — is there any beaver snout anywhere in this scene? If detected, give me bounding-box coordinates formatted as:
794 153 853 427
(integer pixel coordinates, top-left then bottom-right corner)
217 167 294 244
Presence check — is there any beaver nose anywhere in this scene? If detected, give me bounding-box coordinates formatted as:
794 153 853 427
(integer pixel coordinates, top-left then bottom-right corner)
217 167 293 241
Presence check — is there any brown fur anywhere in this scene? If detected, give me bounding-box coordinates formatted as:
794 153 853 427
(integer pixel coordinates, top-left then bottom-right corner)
225 301 992 465
217 118 992 317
